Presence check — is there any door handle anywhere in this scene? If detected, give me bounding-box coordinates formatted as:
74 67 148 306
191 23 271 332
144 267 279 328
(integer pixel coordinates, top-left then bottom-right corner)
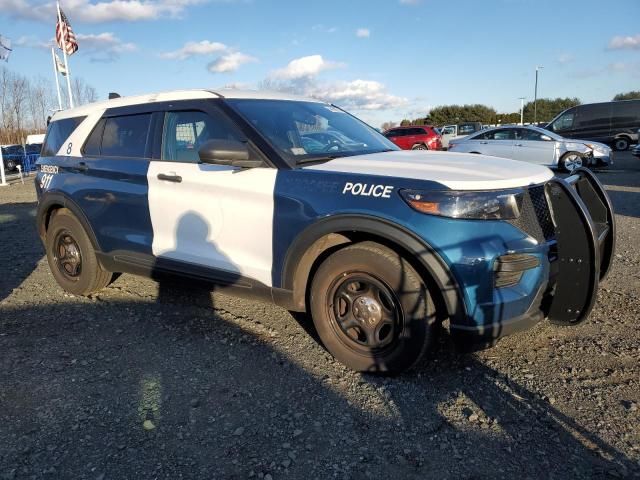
157 173 182 183
480 141 488 144
77 161 89 172
515 143 524 147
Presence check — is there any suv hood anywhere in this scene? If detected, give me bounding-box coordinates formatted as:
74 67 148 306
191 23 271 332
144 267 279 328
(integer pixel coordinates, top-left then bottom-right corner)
303 150 554 190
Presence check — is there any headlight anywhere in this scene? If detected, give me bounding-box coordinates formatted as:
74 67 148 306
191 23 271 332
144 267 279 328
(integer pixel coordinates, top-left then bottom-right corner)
400 189 523 220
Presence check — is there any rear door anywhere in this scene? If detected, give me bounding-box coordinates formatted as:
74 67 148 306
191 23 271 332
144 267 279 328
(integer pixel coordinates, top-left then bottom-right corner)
146 104 277 287
474 128 516 158
513 128 556 165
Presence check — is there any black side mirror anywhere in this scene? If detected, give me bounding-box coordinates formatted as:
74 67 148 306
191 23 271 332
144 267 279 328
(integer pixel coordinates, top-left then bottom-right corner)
198 139 263 168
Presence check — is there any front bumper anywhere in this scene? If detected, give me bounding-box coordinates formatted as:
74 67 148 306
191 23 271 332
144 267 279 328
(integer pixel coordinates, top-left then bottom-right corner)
450 168 615 346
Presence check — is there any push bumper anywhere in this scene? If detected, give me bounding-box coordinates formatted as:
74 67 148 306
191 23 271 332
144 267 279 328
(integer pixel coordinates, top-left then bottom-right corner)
451 168 615 346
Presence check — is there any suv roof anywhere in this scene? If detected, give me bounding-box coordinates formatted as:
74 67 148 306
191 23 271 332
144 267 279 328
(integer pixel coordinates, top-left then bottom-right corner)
388 125 435 130
53 88 324 121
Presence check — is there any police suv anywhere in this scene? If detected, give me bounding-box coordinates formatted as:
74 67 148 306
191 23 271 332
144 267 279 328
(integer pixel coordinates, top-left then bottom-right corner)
35 89 616 374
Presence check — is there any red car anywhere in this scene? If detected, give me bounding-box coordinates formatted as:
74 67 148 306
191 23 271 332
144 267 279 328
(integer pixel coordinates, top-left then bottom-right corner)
383 126 442 150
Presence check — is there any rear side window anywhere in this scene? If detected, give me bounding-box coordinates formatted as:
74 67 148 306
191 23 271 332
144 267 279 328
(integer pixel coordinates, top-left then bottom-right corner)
41 116 86 157
101 114 151 158
385 129 402 137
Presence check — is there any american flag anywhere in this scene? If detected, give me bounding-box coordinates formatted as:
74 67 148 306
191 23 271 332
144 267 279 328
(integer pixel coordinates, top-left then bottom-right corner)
55 7 78 56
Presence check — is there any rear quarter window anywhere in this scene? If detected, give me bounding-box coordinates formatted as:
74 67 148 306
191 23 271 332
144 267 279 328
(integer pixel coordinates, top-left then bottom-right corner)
41 116 86 157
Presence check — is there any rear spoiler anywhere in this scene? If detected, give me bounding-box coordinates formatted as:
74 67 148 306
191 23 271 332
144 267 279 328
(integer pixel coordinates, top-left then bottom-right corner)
544 168 616 326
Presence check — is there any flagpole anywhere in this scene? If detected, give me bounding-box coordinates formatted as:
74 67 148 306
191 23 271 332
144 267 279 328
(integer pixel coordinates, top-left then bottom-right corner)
51 47 63 110
56 1 73 108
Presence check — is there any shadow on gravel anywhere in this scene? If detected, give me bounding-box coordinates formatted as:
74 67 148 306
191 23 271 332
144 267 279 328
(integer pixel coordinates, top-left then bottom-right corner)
0 200 42 302
1 294 637 479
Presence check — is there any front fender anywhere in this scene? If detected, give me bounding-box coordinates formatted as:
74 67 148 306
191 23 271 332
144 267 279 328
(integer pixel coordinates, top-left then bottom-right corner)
281 214 467 324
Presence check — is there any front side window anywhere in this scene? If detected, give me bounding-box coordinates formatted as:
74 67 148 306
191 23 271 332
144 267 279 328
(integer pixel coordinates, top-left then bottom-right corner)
41 116 86 157
551 112 575 132
226 99 398 166
101 114 151 158
161 110 245 163
458 124 477 136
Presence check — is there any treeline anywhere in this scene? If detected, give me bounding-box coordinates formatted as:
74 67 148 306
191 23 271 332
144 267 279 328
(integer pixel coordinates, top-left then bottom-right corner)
384 91 639 129
0 66 98 145
393 98 581 128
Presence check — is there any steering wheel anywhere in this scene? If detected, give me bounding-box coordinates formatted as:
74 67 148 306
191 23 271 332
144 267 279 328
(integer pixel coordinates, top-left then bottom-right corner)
322 140 341 153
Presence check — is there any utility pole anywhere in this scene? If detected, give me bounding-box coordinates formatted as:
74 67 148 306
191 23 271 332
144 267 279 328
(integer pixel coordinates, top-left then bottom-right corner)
534 66 543 124
519 97 526 125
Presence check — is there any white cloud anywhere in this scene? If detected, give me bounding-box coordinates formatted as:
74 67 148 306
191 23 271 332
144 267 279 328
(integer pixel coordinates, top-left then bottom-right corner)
356 28 370 38
608 34 640 50
160 40 228 60
557 53 574 65
15 31 136 62
270 54 344 80
312 24 337 34
207 52 256 73
311 79 408 111
76 32 137 61
0 0 209 23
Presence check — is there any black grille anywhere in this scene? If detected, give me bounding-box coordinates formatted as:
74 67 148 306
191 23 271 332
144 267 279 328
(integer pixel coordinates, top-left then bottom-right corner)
508 184 556 243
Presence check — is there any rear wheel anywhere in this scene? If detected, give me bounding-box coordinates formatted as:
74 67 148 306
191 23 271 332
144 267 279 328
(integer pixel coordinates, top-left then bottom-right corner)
309 241 437 373
45 208 113 296
412 143 428 150
560 152 584 173
613 137 630 151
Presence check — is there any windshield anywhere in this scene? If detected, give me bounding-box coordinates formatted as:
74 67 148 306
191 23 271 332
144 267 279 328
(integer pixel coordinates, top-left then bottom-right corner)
226 99 399 165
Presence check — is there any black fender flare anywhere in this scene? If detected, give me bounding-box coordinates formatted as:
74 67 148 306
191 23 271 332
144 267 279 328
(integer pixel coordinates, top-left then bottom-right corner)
36 190 102 252
281 214 467 324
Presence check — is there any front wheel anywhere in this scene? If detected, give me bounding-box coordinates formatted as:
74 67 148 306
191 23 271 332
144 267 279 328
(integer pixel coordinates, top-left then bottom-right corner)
309 241 437 373
45 208 114 296
412 143 428 150
559 152 584 173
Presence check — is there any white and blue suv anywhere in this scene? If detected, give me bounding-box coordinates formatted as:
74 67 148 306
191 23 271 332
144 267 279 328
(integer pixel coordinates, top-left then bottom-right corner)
35 89 616 373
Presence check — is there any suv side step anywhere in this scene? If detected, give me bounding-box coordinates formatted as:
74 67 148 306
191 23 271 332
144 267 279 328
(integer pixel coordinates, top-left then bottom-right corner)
544 168 616 326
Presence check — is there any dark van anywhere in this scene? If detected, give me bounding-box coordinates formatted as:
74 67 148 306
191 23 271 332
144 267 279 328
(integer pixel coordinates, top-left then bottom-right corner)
546 99 640 151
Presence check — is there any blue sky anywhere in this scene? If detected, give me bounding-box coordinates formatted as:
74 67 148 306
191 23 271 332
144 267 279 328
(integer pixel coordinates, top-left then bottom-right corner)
1 0 639 126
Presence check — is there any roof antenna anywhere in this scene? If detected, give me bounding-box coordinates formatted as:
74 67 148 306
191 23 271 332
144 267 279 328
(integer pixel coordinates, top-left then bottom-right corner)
108 92 121 100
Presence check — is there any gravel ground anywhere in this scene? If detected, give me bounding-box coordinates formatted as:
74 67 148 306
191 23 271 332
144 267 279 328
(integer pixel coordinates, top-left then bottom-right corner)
1 153 639 480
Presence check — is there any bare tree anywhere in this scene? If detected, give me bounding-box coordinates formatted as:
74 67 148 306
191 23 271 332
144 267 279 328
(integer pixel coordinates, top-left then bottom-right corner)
71 76 99 106
0 65 92 144
380 121 397 131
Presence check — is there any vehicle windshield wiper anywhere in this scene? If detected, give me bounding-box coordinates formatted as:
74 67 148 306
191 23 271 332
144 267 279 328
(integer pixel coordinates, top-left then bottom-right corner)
295 155 341 165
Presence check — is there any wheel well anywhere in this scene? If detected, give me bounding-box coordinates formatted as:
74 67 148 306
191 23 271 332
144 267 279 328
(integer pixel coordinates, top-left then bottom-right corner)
38 204 64 240
412 143 428 149
298 232 450 323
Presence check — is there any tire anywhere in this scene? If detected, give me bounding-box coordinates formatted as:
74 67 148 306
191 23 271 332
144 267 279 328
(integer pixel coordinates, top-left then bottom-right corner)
309 241 437 373
559 152 584 173
45 208 113 296
412 143 428 150
5 159 15 171
613 137 630 151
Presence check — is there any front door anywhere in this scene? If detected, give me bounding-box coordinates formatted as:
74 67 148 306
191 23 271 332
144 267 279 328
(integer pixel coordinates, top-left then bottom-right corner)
146 108 277 287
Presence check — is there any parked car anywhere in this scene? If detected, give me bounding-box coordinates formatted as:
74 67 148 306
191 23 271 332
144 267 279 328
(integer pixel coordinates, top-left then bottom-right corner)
632 143 640 158
1 144 25 172
34 89 615 374
545 99 640 151
440 122 483 149
383 125 442 150
448 125 612 172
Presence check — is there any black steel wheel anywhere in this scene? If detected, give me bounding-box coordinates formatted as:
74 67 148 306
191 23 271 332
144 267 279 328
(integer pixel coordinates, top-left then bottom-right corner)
45 208 113 296
310 241 437 373
53 230 83 280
